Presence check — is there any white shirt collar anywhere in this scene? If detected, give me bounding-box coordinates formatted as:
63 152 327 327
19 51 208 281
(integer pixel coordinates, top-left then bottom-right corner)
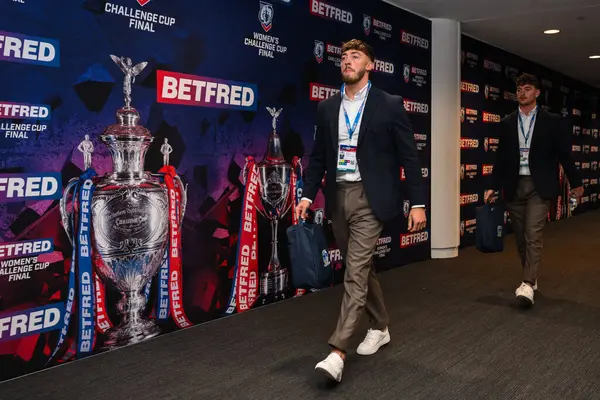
519 105 538 117
343 81 370 101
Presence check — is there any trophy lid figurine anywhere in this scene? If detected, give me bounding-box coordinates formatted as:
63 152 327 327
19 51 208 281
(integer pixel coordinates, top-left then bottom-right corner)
263 106 286 165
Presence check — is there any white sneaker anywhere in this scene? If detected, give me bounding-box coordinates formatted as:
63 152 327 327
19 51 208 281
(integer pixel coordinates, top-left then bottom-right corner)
356 328 391 356
516 282 534 307
315 352 344 382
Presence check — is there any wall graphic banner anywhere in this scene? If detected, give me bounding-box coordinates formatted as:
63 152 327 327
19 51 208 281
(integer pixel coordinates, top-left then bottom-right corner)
0 0 431 381
459 35 600 247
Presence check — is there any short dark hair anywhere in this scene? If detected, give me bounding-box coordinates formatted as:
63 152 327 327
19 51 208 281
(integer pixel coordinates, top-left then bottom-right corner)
516 73 540 89
341 39 375 62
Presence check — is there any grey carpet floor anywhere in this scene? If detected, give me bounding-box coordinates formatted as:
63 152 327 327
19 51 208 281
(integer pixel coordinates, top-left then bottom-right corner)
2 211 600 400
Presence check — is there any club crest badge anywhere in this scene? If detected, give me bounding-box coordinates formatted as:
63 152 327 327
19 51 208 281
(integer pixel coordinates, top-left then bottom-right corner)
259 1 274 33
403 64 410 83
314 40 324 64
363 15 372 36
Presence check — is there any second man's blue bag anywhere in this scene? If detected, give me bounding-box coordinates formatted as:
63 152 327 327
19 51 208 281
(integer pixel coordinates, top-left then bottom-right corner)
286 221 333 290
476 202 505 253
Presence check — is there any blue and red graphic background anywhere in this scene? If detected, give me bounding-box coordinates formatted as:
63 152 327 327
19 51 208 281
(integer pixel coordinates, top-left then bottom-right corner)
0 0 431 381
459 35 600 247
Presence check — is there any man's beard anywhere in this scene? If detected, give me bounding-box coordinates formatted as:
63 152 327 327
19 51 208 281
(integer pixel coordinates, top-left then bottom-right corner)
341 67 366 84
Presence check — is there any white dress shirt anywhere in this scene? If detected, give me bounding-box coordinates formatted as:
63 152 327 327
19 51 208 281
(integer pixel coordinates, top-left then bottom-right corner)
335 82 370 182
302 82 424 210
518 106 538 176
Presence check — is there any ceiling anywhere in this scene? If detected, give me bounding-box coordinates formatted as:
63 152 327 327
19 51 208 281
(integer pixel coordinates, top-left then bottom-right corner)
385 0 600 88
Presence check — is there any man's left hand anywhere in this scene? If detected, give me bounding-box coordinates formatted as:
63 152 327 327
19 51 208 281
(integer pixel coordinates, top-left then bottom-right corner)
408 208 427 232
571 186 584 202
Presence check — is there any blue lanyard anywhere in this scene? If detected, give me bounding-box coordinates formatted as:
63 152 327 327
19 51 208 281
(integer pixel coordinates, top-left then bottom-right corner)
340 81 371 141
518 107 537 146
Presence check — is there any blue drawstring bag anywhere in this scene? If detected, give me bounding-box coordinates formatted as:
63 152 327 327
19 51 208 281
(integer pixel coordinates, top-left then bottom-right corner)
286 221 333 290
476 203 505 253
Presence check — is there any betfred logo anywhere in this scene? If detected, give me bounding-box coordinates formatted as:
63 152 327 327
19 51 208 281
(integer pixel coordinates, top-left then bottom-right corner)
0 172 62 203
403 65 427 87
460 193 479 206
483 112 501 123
327 43 341 55
374 59 394 74
483 59 501 72
582 162 590 170
157 70 258 111
460 219 477 236
461 164 478 179
309 83 340 101
0 102 51 140
592 146 599 153
310 0 352 24
0 102 50 120
485 85 501 100
0 303 64 342
400 30 429 49
460 137 479 149
572 145 581 152
484 137 500 152
400 231 429 248
0 31 60 67
504 91 517 102
461 81 479 93
363 15 392 40
462 107 478 123
403 99 428 114
414 133 427 150
583 178 590 187
482 164 494 175
591 178 599 185
400 167 429 180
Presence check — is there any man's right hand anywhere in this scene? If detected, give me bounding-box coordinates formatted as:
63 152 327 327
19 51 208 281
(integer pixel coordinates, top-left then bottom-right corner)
484 190 496 204
295 199 311 221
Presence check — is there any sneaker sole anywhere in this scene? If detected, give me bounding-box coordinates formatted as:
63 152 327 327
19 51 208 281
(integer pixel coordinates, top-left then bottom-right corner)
517 295 534 307
315 365 341 382
357 335 391 356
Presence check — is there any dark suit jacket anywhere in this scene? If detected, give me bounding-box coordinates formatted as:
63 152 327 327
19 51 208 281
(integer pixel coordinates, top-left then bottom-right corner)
489 107 582 201
302 86 427 222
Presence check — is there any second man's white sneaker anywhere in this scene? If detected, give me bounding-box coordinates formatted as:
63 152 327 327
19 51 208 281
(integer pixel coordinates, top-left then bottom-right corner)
315 352 344 382
357 328 391 356
516 282 535 307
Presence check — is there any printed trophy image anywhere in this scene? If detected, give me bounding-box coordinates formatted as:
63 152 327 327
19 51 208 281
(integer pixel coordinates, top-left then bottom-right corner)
60 55 184 349
247 107 293 304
